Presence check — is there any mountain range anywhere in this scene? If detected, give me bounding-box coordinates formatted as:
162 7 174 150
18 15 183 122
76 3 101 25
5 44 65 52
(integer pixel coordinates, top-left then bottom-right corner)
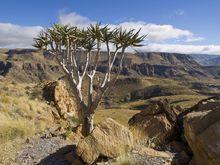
190 54 220 66
1 49 220 83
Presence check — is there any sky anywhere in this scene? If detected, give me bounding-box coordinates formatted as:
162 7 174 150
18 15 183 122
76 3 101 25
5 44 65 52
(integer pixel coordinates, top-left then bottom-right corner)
0 0 220 54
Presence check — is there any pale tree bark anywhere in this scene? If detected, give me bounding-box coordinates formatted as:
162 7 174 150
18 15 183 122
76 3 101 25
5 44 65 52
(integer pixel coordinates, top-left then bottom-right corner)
49 44 126 135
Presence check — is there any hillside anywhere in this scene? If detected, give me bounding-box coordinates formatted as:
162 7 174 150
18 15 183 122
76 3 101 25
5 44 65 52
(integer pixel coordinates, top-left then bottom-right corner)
0 49 62 83
1 49 220 164
0 49 219 82
2 49 220 109
190 54 220 66
202 56 220 66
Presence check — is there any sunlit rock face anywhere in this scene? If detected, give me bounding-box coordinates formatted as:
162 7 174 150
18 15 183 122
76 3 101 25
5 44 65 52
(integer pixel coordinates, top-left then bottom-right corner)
183 96 220 165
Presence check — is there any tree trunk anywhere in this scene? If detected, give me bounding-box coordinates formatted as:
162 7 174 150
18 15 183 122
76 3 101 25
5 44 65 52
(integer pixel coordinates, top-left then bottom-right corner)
82 113 95 136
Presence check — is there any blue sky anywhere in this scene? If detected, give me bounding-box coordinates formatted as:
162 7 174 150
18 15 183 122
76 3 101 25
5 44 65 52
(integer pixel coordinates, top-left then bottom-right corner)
0 0 220 54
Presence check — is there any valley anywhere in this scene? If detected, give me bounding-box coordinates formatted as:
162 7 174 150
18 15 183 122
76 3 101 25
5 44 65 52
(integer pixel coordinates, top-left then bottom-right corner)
0 49 220 164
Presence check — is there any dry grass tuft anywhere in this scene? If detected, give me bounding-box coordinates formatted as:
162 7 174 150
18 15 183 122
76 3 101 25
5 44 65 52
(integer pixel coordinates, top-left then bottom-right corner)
0 114 35 143
95 108 140 126
0 79 55 143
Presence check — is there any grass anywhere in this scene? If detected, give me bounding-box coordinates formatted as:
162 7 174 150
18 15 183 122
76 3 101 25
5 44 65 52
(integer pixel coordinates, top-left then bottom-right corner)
0 79 57 164
121 94 207 110
0 114 35 143
0 79 55 143
112 156 133 165
0 76 208 143
95 108 140 126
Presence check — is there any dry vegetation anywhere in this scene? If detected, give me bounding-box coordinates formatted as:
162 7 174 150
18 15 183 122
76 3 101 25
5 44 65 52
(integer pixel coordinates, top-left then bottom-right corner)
95 109 140 126
0 68 213 164
0 75 208 143
0 78 54 143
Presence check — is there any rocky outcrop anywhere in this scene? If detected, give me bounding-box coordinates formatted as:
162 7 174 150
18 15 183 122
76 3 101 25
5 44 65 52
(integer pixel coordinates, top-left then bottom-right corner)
0 61 12 75
0 49 63 82
43 80 78 119
129 85 169 101
88 51 213 79
128 99 183 146
183 96 220 165
115 77 142 86
76 118 133 164
131 63 177 77
67 124 84 145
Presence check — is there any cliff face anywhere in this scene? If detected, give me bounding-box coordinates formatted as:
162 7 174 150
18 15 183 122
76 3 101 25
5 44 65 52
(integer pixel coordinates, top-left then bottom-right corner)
0 49 218 82
97 52 213 79
191 54 220 66
0 49 63 82
0 61 12 75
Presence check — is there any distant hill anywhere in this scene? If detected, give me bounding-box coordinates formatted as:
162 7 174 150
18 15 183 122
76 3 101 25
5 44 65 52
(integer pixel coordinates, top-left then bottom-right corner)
0 49 62 82
1 49 220 82
190 54 220 66
202 56 220 66
114 52 214 79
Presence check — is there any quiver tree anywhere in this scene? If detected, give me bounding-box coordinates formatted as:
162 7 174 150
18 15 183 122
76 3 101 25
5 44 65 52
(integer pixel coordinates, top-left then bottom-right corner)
33 23 145 136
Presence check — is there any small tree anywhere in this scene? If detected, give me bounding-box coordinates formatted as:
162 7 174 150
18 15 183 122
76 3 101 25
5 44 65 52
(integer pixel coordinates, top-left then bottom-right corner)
34 23 145 136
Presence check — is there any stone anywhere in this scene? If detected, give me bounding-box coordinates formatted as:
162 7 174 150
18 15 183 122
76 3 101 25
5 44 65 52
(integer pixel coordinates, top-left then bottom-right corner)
183 96 220 165
76 118 133 164
65 151 84 165
168 141 186 153
172 151 191 165
43 80 78 119
68 124 84 145
133 146 171 158
118 145 173 165
128 99 182 145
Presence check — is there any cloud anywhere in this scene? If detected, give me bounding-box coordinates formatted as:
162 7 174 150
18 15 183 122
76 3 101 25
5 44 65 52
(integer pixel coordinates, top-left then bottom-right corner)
136 44 220 55
109 22 202 42
175 9 185 16
0 12 219 55
0 23 43 48
59 12 94 28
185 36 204 42
59 12 203 43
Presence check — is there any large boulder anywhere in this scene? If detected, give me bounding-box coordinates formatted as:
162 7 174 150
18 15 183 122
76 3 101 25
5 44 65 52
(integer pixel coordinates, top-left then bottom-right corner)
76 118 133 164
43 80 78 119
128 99 183 146
183 96 220 165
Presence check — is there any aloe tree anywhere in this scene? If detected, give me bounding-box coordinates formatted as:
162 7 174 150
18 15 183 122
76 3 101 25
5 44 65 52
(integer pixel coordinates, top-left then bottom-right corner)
33 23 145 136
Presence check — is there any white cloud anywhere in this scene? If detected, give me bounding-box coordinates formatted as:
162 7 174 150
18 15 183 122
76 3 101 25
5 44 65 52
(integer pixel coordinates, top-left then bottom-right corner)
0 23 43 48
109 22 202 42
59 12 94 28
185 37 204 42
59 12 203 43
175 9 185 16
0 12 219 55
136 44 220 55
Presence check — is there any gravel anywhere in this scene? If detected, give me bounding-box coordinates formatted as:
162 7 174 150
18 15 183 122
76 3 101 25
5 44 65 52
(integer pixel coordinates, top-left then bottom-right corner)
15 134 74 165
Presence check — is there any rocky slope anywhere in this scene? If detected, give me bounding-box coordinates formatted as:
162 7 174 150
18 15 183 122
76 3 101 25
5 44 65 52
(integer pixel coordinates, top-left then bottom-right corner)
191 54 220 66
0 49 218 83
127 96 220 165
99 52 214 79
183 96 220 165
0 49 63 82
